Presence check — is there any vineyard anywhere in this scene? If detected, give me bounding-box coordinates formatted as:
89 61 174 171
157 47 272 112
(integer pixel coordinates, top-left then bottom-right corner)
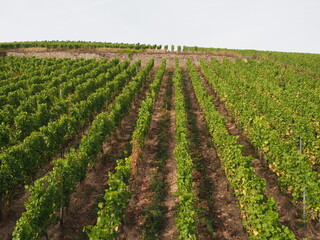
0 42 320 240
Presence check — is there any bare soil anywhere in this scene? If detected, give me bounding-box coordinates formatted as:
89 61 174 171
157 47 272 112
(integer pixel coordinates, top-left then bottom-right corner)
197 68 320 240
121 69 179 240
160 72 179 240
6 48 241 67
119 70 173 239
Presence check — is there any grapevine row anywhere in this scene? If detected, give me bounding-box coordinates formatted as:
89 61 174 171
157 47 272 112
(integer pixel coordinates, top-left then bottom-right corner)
201 59 320 219
0 41 162 50
12 59 155 240
0 58 98 124
187 59 295 239
173 59 198 239
0 60 140 200
1 59 121 147
85 59 166 239
221 59 320 165
0 57 89 98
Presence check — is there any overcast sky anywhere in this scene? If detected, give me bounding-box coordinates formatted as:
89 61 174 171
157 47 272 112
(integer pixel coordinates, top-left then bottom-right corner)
1 0 319 53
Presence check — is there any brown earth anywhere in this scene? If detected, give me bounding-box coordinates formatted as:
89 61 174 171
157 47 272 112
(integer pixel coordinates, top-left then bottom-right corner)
5 48 241 67
160 71 179 240
119 69 177 239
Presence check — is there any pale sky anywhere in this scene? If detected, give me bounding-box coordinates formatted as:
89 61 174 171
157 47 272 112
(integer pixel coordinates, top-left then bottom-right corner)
1 0 319 53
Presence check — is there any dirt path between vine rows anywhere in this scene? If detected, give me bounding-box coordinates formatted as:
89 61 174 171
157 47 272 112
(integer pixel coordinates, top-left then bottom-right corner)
120 68 179 240
119 69 178 239
160 70 179 240
197 67 320 240
183 69 249 240
46 68 157 240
